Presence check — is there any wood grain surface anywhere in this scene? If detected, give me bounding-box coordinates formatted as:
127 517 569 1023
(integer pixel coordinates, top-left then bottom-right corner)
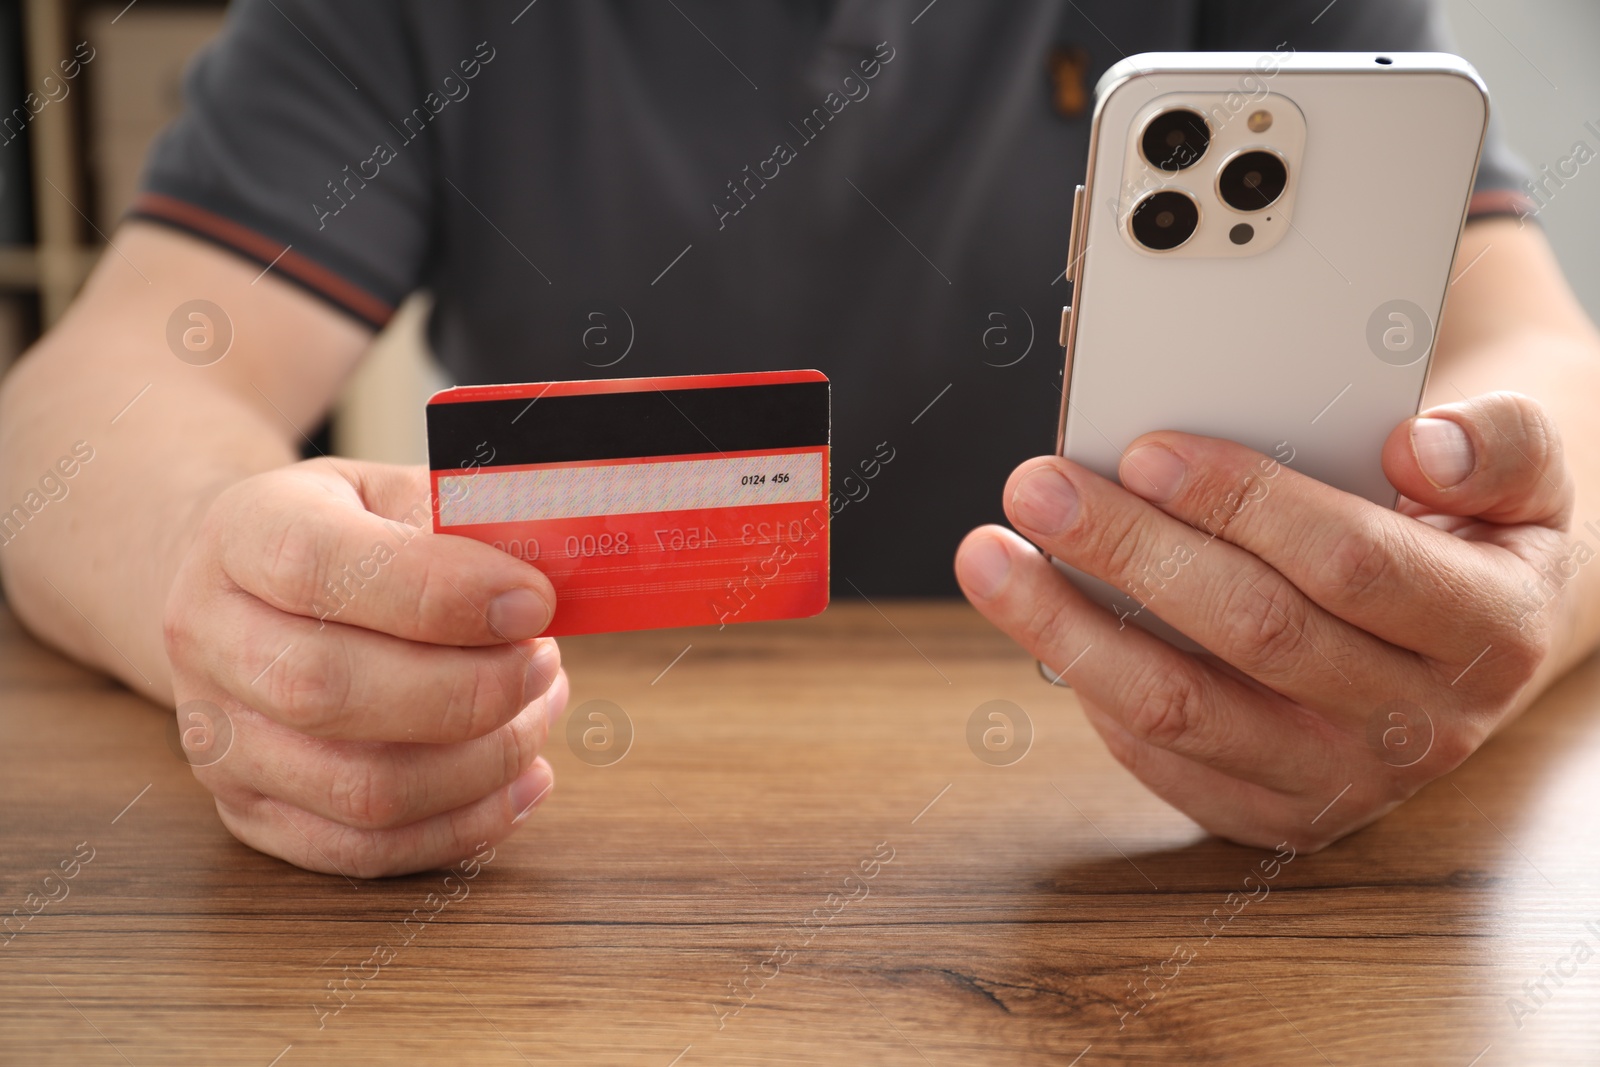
2 597 1599 1066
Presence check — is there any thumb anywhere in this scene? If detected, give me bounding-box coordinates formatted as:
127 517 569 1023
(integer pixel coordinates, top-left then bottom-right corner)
1382 390 1572 527
303 455 435 525
350 459 433 523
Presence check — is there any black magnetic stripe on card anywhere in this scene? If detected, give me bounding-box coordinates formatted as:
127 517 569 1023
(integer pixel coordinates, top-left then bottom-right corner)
427 381 830 468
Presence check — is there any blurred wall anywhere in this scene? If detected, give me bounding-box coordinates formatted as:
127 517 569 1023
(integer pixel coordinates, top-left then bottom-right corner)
332 294 448 467
1441 0 1600 319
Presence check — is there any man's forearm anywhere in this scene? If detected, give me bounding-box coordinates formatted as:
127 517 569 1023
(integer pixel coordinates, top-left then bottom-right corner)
0 332 297 702
1428 220 1600 690
0 225 369 702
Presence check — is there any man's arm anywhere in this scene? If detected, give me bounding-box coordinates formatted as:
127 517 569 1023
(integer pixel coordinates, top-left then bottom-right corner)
1426 218 1600 686
0 223 369 699
0 225 566 877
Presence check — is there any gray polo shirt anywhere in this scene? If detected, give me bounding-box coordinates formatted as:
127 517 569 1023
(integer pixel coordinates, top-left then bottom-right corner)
135 0 1529 595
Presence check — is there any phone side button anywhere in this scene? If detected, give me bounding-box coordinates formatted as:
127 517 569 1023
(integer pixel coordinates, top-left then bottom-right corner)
1037 657 1073 688
1065 184 1086 284
1059 304 1072 348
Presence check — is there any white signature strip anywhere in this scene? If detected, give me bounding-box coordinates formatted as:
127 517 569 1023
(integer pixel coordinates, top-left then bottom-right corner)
439 451 824 527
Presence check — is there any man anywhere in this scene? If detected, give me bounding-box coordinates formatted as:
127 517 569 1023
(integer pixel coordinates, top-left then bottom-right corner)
2 0 1596 876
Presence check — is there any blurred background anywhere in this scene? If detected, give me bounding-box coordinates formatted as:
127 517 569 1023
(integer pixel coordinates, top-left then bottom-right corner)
1441 0 1600 318
0 0 1591 462
0 0 448 462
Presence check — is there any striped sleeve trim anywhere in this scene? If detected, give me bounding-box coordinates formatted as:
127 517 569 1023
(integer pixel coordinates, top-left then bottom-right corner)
1466 188 1536 222
129 192 396 328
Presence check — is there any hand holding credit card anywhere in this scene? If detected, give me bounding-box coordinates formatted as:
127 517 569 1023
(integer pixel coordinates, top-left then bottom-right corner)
427 370 831 636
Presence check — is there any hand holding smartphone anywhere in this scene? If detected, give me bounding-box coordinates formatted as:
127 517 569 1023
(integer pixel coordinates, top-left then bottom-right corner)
1049 50 1490 658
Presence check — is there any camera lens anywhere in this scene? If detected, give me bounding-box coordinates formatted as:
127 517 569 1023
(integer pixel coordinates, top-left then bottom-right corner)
1141 109 1210 172
1218 150 1288 212
1129 190 1199 251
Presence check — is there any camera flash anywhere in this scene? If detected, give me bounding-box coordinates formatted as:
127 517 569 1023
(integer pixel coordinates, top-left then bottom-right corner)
1247 110 1272 133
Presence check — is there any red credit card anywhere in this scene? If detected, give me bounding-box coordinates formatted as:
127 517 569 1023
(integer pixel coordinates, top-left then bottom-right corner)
427 370 831 637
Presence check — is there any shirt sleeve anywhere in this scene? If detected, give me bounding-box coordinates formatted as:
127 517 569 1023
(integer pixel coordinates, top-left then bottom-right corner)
132 0 436 327
1195 0 1532 221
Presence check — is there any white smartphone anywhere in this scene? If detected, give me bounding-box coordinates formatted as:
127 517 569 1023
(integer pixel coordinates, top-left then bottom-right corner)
1047 50 1490 665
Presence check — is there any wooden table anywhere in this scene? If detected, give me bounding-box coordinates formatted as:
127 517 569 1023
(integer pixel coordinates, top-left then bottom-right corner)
3 597 1599 1066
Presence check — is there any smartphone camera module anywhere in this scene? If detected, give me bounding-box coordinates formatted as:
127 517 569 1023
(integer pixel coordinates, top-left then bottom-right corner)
1218 150 1289 212
1129 190 1199 251
1140 108 1211 172
1118 92 1303 258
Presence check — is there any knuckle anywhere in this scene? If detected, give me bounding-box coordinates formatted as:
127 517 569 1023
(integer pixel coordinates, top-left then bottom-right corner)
1087 706 1148 776
1447 594 1550 697
1491 618 1549 687
1315 521 1394 608
438 653 521 741
1424 725 1478 776
328 760 410 831
233 794 399 879
1213 573 1310 674
163 555 218 666
1192 490 1240 541
503 708 543 780
1068 502 1158 591
408 552 453 637
259 510 334 613
1123 669 1206 751
1493 392 1562 474
264 639 353 734
501 724 528 787
442 801 499 863
1087 508 1151 586
322 824 400 880
1019 586 1093 667
1366 756 1425 804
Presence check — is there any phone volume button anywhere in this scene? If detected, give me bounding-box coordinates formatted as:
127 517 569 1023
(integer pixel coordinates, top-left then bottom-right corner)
1065 183 1087 285
1059 305 1071 348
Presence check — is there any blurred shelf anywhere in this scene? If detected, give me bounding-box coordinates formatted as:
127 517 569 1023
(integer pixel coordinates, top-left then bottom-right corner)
9 0 226 322
0 242 98 288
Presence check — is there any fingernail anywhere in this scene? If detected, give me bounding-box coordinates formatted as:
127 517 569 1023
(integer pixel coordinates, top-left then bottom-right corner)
1121 444 1186 503
523 640 561 704
487 588 550 640
509 758 553 824
1411 417 1474 488
956 534 1013 599
542 670 570 730
1011 467 1080 534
